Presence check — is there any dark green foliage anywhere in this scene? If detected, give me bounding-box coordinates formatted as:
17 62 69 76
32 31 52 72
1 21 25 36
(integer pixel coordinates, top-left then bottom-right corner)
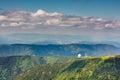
13 55 120 80
0 56 73 80
0 56 45 80
62 60 86 72
90 57 120 80
13 63 67 80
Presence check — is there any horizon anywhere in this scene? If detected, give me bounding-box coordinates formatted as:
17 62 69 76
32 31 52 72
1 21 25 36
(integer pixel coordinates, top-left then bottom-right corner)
0 0 120 43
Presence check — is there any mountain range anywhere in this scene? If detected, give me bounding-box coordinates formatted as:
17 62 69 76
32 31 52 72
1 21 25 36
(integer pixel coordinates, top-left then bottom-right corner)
0 44 120 56
0 43 120 80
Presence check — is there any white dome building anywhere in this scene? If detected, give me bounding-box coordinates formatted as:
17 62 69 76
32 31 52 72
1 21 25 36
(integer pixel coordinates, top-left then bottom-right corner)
77 54 81 58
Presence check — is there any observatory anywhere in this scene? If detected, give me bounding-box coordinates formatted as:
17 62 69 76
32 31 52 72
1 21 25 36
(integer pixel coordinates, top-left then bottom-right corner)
77 54 81 58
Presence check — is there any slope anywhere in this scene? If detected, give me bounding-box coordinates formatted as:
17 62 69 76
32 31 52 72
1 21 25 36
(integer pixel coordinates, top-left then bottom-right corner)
0 56 73 80
13 55 120 80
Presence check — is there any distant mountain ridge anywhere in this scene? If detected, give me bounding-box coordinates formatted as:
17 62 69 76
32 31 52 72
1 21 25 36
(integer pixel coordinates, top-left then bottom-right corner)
0 43 120 56
33 41 59 45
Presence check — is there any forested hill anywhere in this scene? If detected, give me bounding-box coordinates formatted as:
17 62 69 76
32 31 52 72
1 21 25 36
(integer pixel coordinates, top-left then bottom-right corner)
0 55 120 80
13 55 120 80
0 44 120 56
0 56 73 80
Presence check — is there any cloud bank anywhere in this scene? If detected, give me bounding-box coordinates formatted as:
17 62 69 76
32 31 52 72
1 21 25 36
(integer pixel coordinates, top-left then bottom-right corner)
0 9 120 42
0 9 120 31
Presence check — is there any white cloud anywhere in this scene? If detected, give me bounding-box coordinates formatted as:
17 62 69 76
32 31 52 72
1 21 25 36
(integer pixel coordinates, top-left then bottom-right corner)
0 15 7 20
32 9 62 17
32 10 47 16
45 18 61 25
105 24 113 28
10 22 20 27
0 9 120 31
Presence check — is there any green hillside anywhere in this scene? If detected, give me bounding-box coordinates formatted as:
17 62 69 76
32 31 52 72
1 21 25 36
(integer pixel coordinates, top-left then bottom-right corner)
13 55 120 80
0 56 73 80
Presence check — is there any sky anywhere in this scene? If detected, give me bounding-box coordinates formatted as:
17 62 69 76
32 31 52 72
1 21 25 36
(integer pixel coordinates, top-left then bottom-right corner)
0 0 120 19
0 0 120 43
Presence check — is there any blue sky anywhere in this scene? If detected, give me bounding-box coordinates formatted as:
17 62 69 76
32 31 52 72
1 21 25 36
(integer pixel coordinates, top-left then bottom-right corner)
0 0 120 43
0 0 120 19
